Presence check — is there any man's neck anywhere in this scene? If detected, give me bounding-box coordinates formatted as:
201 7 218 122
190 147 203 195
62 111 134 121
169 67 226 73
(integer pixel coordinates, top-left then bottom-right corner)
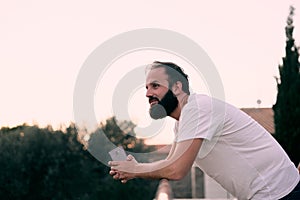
170 93 189 120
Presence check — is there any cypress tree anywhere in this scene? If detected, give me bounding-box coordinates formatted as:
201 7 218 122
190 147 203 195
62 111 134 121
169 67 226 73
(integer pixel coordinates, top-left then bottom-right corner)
273 6 300 167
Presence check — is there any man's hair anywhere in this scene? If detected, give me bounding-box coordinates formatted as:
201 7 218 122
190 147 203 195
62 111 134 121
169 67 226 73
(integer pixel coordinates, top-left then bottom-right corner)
149 61 190 95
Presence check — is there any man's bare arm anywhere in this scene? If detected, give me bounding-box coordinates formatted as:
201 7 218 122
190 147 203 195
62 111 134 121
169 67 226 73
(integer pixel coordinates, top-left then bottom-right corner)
109 138 202 182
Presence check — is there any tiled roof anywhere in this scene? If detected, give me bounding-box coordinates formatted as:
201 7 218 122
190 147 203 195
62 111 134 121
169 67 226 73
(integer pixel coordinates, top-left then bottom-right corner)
241 108 274 134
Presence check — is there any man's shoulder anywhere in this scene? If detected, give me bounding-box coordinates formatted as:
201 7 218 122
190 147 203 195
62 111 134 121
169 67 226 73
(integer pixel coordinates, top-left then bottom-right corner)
188 93 211 103
183 94 215 115
188 93 228 107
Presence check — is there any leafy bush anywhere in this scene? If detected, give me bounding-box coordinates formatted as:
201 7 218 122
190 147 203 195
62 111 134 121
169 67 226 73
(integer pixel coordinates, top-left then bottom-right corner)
0 118 158 200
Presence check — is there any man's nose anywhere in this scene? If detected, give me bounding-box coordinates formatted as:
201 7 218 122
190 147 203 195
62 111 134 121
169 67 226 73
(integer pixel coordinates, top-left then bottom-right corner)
146 88 153 98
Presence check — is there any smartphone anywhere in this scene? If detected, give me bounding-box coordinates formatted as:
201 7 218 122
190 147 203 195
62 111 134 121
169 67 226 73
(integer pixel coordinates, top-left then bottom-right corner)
109 146 127 161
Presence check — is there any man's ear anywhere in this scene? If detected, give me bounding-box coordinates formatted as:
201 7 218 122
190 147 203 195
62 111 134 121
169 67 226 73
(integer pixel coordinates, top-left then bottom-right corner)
172 81 183 96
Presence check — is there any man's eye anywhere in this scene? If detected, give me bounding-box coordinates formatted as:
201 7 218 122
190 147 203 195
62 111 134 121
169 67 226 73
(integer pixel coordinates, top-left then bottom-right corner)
153 83 160 88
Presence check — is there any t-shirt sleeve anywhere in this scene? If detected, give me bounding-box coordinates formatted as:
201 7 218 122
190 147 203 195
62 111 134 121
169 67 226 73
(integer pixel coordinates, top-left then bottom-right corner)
175 97 224 142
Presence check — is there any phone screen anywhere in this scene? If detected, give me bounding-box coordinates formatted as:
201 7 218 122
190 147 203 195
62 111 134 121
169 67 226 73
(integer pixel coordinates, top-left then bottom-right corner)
109 147 127 161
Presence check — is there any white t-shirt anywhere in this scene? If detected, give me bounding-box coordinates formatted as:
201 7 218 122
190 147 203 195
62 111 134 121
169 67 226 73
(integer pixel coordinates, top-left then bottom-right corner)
174 94 299 200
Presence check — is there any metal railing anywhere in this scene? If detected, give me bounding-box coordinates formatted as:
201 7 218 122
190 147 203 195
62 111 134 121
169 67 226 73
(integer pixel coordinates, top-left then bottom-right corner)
154 176 237 200
154 179 173 200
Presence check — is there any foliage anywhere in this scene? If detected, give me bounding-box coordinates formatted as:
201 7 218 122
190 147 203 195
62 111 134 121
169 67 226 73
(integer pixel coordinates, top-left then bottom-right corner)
0 124 101 199
273 6 300 167
0 118 158 200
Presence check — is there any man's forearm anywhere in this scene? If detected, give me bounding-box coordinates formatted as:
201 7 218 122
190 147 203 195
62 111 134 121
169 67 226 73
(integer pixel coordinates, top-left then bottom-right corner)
133 159 181 180
110 139 202 182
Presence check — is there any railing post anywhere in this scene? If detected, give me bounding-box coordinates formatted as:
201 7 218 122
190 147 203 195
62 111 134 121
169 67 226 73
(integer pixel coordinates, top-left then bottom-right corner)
154 179 173 200
191 164 196 198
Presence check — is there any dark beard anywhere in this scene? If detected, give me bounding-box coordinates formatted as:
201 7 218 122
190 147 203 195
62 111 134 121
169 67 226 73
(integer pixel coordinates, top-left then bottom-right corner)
149 90 179 119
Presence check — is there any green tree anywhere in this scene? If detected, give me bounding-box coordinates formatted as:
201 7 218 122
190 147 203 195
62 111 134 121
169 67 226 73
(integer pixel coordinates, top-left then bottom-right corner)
273 6 300 167
0 124 102 200
0 118 158 200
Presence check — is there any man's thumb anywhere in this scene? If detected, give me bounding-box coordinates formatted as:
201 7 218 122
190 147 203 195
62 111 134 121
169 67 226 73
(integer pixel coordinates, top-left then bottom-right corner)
127 154 134 161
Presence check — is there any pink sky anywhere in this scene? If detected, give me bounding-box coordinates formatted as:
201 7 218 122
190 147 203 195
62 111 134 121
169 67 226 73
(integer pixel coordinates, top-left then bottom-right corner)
1 0 300 144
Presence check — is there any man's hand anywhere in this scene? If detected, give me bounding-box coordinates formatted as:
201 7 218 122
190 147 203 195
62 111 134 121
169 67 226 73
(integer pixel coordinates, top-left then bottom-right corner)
109 139 202 182
108 154 137 184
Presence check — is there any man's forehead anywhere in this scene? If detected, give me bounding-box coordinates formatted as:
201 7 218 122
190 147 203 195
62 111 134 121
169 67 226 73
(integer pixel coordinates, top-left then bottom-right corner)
145 67 168 84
